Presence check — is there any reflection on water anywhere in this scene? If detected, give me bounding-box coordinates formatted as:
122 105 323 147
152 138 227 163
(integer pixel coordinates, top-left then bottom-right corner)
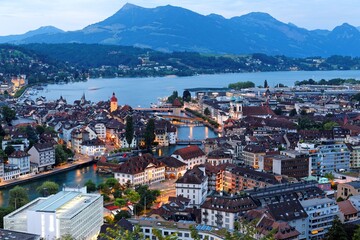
0 126 216 207
0 164 110 208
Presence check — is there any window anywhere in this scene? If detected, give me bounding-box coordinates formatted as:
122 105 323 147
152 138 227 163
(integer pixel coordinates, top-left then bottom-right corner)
184 233 189 237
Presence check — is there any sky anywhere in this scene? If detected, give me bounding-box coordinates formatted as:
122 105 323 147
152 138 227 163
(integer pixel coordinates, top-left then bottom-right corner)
1 0 360 36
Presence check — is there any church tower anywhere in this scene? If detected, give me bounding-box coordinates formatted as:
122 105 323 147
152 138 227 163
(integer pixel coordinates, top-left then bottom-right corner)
110 92 118 112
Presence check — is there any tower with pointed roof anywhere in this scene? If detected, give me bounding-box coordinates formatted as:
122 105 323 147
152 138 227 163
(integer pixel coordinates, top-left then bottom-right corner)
110 92 118 112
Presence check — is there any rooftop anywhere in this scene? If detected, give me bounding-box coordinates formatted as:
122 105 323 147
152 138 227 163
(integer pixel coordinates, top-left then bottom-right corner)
300 197 335 208
0 229 40 240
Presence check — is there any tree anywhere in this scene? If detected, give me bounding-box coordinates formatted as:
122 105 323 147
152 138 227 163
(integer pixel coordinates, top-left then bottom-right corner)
25 125 38 145
85 180 96 192
114 210 131 221
182 90 191 102
36 181 59 196
106 178 121 190
323 121 339 130
0 207 13 228
99 225 143 240
326 217 347 240
8 186 29 209
125 116 134 147
353 226 360 240
324 172 335 181
0 124 5 137
153 228 178 240
289 109 297 117
204 107 211 116
273 108 282 115
264 79 268 88
144 118 155 148
35 125 45 135
1 106 16 124
190 225 201 240
228 81 255 90
4 145 15 156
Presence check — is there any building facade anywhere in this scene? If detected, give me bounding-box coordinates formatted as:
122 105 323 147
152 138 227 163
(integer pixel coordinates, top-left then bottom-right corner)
4 191 103 240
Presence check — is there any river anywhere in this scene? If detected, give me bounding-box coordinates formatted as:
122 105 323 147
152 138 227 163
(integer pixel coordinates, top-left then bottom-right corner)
0 126 216 207
4 70 359 207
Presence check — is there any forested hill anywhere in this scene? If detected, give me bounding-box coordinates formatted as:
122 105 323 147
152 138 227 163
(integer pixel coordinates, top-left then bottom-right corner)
1 43 360 84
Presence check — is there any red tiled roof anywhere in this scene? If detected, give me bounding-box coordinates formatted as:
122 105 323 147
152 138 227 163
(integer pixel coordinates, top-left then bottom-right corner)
172 145 205 160
9 150 30 158
115 153 164 175
338 200 358 215
242 106 274 117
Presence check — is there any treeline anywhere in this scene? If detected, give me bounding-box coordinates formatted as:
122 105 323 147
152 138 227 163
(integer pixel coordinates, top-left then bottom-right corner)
295 78 360 86
2 43 360 85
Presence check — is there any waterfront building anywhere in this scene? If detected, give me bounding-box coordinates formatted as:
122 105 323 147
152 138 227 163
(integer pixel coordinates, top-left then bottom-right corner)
300 198 338 240
27 142 55 171
8 150 30 175
201 193 258 230
114 153 165 185
80 138 106 157
175 166 208 207
4 191 103 240
172 145 206 170
110 92 118 112
3 164 21 181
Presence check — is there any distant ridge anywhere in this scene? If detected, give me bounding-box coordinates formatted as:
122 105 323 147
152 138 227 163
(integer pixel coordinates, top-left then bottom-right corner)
1 3 360 57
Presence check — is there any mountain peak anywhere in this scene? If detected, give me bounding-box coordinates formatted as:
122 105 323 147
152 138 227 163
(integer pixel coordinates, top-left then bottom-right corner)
241 12 276 21
121 3 142 11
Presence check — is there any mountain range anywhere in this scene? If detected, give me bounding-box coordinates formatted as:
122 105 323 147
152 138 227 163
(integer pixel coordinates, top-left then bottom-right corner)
2 3 360 57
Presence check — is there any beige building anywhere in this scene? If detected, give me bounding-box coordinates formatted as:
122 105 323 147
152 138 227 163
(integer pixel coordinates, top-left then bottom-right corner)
337 181 360 200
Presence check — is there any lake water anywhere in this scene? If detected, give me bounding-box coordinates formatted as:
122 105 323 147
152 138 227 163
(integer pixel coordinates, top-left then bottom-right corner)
30 70 360 107
6 70 359 207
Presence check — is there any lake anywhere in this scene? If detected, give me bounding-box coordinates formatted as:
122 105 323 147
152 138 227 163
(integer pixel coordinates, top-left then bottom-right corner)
30 70 360 107
6 70 358 207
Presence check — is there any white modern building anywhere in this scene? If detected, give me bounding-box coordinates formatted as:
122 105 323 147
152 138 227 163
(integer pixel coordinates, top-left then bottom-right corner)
4 191 103 240
175 166 208 207
300 198 338 240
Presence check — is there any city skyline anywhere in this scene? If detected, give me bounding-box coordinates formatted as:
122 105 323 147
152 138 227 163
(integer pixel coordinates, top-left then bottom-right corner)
1 0 360 36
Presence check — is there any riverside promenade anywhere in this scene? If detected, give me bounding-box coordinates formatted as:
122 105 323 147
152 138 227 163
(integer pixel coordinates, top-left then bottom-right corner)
0 156 96 189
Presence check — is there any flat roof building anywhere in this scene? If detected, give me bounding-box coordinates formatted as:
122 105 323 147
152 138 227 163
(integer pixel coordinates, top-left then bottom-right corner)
4 191 103 240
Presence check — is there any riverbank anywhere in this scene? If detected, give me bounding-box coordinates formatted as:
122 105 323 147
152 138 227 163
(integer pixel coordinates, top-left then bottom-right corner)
0 158 96 189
